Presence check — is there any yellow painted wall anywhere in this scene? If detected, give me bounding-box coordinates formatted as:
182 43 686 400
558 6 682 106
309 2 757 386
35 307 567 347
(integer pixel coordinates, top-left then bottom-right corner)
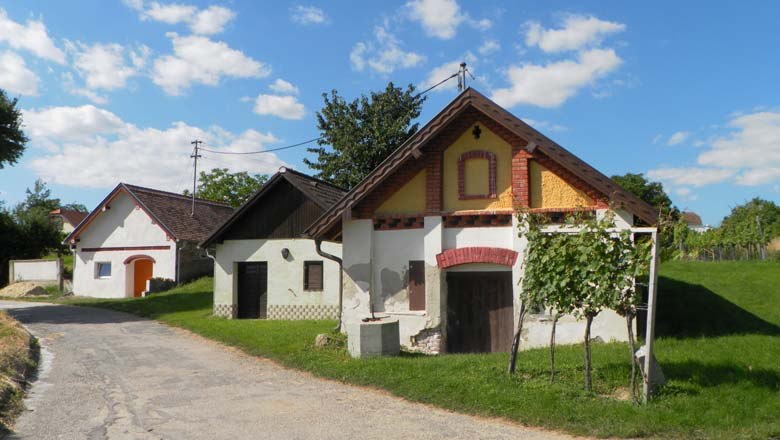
529 161 594 209
376 169 426 215
443 122 513 212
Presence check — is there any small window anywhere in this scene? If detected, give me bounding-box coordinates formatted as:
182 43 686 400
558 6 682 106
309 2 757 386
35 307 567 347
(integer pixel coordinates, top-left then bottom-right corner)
408 260 425 311
304 261 323 291
95 262 112 279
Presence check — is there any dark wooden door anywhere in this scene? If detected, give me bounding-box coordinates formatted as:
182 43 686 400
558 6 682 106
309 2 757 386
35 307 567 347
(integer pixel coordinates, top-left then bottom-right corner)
446 271 513 353
237 262 267 319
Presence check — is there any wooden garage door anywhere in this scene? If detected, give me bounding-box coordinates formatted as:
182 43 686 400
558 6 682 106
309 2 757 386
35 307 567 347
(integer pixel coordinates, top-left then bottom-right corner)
446 271 513 353
237 262 267 319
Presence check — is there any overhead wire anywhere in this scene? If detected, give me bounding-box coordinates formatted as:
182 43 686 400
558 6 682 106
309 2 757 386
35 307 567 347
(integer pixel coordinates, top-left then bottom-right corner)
197 70 461 156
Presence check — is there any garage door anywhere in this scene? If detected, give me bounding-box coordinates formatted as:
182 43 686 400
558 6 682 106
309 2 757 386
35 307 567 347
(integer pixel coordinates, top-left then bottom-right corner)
446 271 513 353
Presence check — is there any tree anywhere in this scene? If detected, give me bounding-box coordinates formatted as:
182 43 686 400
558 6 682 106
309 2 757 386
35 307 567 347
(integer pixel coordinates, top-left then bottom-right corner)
184 168 268 207
0 89 28 169
61 203 88 213
12 179 64 259
304 82 425 189
611 173 675 215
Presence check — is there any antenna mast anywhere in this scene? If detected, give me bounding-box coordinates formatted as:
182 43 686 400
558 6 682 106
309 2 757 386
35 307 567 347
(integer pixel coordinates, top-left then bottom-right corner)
190 140 203 216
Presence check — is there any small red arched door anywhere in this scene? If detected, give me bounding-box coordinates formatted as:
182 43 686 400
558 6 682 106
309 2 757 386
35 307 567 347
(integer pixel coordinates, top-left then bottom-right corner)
133 259 153 297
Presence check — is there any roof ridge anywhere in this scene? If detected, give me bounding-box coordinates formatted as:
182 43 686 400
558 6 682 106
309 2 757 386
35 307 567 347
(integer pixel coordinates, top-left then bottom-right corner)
121 183 233 208
281 167 348 193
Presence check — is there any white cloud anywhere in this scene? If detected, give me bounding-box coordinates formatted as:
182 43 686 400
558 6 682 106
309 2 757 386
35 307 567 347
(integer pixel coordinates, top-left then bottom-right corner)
25 105 285 190
61 72 108 104
491 48 622 108
129 2 235 35
0 51 39 95
647 167 735 187
524 15 625 53
253 94 305 120
652 133 663 144
290 5 328 25
674 187 698 201
350 24 425 75
0 8 65 64
69 42 149 91
522 118 568 132
405 0 490 40
421 52 476 92
269 78 299 95
152 33 270 95
478 39 500 55
667 131 691 146
190 6 236 35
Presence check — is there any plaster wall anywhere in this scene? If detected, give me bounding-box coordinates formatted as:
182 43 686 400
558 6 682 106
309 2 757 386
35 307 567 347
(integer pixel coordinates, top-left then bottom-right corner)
443 123 513 211
10 260 59 283
529 161 594 209
375 169 426 215
72 192 175 298
443 226 513 250
213 238 341 310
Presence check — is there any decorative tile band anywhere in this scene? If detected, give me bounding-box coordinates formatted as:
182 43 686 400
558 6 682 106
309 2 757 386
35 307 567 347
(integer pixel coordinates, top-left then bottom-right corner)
267 304 339 320
213 303 237 319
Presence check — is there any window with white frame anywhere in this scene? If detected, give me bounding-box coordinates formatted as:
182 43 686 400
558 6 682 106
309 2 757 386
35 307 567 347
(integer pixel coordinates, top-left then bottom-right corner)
95 262 112 279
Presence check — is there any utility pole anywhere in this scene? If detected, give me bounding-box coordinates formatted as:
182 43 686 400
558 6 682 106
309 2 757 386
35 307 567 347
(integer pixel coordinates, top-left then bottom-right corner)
190 140 202 216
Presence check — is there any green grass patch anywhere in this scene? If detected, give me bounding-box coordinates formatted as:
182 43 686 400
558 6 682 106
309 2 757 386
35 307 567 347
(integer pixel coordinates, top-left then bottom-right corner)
66 261 780 439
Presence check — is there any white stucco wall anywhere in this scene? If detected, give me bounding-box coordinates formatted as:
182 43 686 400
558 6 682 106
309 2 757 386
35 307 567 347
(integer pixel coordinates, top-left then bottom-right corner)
341 208 638 353
72 192 176 298
213 238 341 314
9 260 60 283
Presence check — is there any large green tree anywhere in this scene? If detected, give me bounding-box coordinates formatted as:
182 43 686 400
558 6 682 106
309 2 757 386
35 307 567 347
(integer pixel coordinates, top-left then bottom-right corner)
0 89 28 169
304 82 425 189
184 168 268 207
611 173 675 215
720 197 780 242
12 179 65 259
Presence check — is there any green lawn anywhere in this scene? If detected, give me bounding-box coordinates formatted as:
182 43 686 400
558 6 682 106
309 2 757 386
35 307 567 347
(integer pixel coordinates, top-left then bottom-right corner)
65 261 779 439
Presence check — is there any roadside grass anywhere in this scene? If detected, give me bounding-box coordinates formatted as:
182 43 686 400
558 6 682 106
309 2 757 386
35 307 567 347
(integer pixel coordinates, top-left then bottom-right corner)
64 261 780 439
0 312 38 435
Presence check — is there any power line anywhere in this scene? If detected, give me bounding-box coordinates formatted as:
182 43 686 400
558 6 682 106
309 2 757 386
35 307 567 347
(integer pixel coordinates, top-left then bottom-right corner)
197 68 463 157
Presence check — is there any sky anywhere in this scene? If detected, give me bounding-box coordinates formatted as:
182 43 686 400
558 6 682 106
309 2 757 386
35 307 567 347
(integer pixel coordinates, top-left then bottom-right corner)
0 0 779 225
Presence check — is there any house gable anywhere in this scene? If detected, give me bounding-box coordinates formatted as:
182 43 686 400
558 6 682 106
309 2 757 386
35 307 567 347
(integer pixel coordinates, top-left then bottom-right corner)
529 161 595 209
76 191 170 249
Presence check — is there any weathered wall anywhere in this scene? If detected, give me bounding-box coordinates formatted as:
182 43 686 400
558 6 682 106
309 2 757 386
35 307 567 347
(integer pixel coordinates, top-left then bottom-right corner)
376 169 426 215
9 259 60 284
443 226 513 250
72 192 176 298
443 123 513 212
213 238 341 319
528 161 594 209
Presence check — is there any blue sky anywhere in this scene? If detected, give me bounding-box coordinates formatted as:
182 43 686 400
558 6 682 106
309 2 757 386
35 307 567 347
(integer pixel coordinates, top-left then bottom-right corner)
0 1 778 225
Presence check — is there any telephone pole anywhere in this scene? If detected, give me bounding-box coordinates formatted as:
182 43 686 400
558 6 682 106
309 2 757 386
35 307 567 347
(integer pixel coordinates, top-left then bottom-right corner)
190 140 203 216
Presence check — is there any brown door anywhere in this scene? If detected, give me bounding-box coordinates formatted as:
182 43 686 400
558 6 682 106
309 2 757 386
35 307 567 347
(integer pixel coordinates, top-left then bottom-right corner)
133 259 153 297
446 271 513 353
237 262 268 319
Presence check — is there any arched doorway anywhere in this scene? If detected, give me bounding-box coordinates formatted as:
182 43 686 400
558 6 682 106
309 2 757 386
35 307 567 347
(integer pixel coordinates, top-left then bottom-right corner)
124 255 155 298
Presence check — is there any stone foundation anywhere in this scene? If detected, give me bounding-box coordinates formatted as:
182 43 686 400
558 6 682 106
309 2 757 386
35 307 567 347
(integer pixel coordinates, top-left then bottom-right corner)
411 327 442 354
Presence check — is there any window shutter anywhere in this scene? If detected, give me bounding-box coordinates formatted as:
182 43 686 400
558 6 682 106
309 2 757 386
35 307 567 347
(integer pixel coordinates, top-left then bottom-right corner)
409 260 425 311
305 261 323 291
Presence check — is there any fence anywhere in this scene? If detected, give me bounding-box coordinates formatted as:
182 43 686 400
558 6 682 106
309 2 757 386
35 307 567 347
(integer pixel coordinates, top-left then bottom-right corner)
8 259 62 285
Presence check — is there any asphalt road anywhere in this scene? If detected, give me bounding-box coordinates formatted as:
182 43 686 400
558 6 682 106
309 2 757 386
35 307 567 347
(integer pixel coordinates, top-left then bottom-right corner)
0 301 575 440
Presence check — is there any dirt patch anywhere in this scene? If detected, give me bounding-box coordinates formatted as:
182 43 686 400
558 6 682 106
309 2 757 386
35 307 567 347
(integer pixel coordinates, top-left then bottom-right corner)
0 311 38 434
0 282 50 298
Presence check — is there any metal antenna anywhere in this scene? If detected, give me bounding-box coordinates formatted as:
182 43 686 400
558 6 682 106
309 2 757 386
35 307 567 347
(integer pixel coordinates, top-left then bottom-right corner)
458 62 467 92
190 140 203 216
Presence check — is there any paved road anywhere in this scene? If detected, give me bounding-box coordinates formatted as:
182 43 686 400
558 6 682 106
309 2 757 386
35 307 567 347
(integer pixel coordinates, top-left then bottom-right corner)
0 301 575 440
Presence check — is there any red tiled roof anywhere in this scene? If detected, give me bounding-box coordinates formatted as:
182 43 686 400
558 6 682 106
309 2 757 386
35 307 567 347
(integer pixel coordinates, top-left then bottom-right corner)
50 209 88 227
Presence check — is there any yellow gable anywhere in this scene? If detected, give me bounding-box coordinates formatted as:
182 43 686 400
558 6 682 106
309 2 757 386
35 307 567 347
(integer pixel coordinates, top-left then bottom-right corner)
443 123 513 212
376 169 426 215
529 161 594 209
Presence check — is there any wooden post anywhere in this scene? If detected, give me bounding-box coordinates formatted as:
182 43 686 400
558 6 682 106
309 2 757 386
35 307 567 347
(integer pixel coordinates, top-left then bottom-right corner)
643 228 660 403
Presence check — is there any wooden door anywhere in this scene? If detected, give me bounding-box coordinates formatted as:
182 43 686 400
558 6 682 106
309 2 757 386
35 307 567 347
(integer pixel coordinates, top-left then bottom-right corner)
446 271 513 353
133 259 153 297
237 262 268 319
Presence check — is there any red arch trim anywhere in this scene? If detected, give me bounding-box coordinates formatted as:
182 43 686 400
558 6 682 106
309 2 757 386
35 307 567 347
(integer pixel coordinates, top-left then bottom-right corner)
436 247 518 269
123 254 156 265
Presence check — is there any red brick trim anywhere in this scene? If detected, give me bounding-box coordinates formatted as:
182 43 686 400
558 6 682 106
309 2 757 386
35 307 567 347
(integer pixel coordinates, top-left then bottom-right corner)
81 245 171 252
512 146 532 209
123 254 157 264
373 215 425 230
436 247 518 268
458 150 497 200
443 213 512 228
